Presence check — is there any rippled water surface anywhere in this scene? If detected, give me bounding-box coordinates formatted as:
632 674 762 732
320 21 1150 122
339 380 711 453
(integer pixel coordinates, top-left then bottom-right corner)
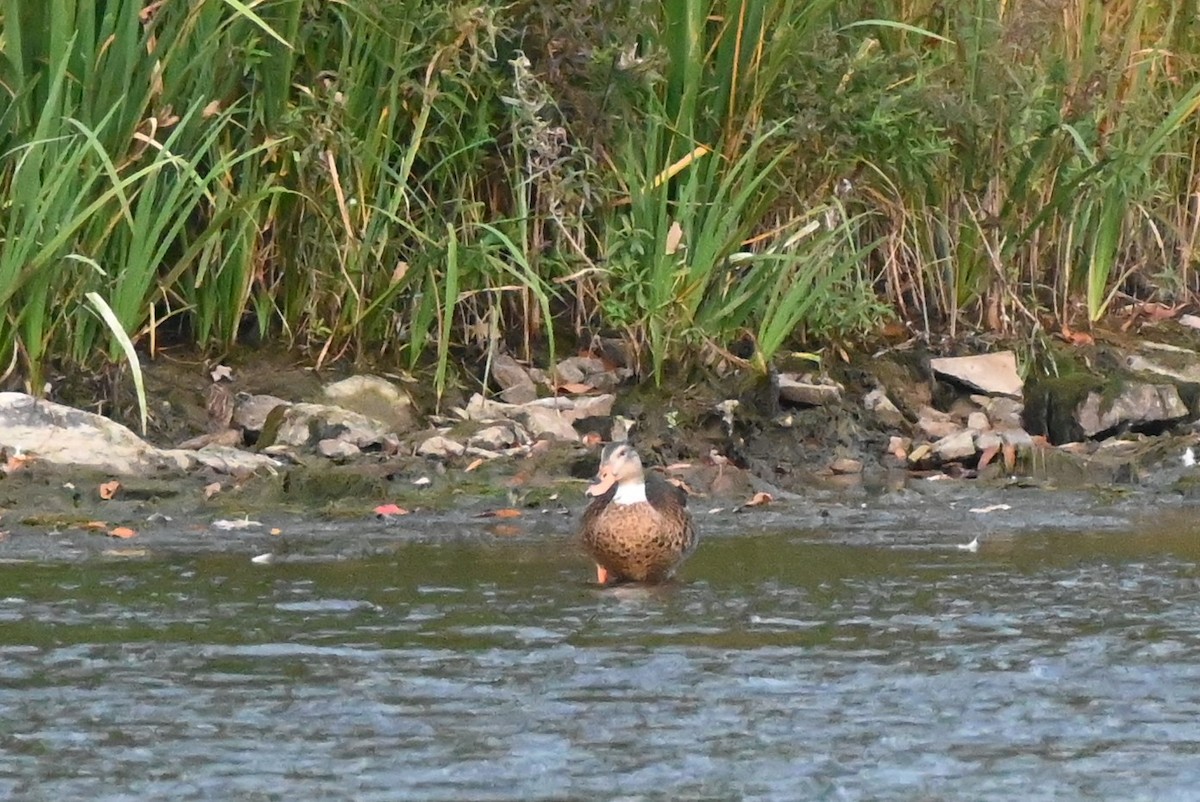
3 506 1200 800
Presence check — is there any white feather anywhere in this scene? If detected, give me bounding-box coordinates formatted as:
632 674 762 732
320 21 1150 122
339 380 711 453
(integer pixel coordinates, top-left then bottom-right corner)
612 482 648 505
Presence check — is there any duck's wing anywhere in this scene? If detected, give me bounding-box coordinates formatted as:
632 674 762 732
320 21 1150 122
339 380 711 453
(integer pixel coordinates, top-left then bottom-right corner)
646 471 688 510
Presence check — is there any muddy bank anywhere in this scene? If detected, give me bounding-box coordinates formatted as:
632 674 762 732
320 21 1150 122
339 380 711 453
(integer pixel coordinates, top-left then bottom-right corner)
5 320 1200 552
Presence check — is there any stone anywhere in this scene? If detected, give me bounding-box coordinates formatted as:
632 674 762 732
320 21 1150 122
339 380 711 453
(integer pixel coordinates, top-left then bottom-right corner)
916 406 960 440
1075 384 1189 437
1125 352 1200 384
270 403 392 449
932 429 978 461
572 393 616 419
417 435 465 458
864 388 906 428
317 439 361 460
0 392 279 476
777 374 842 406
930 352 1023 397
973 395 1025 429
232 393 290 433
975 431 1003 451
830 457 863 474
967 411 990 431
998 428 1035 449
518 406 579 441
490 354 538 404
469 424 517 450
322 375 417 434
553 356 607 385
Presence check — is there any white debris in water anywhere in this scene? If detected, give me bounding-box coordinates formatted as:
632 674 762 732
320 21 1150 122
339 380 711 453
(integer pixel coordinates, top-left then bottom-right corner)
212 517 262 531
251 552 274 565
970 503 1011 514
1183 447 1195 467
957 536 980 552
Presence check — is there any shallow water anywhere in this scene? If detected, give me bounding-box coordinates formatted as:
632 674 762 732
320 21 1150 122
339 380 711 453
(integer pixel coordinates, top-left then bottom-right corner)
2 505 1200 801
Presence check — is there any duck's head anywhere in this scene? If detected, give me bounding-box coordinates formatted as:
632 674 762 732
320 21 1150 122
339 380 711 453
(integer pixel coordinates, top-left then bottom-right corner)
585 442 645 497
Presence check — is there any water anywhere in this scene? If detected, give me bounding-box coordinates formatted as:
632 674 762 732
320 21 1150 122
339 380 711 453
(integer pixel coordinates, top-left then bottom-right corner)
2 510 1200 800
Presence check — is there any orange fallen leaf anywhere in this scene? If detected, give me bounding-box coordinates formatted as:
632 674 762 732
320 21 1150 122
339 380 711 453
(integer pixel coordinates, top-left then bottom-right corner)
666 477 698 495
464 457 485 473
98 480 122 500
108 526 137 539
742 491 773 508
485 523 523 537
1002 442 1018 471
83 520 109 531
977 444 1000 472
476 508 522 519
203 482 222 499
1060 325 1094 346
374 503 411 517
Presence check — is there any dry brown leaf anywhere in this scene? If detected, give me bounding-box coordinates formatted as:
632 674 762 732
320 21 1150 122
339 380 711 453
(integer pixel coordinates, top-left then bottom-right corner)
201 99 222 118
665 477 698 496
391 260 410 283
1002 442 1018 471
743 491 773 508
557 382 595 395
83 521 108 531
1060 325 1094 346
665 462 694 473
203 482 222 499
476 508 522 519
464 457 485 473
664 220 684 254
108 526 137 539
908 444 933 463
98 480 122 501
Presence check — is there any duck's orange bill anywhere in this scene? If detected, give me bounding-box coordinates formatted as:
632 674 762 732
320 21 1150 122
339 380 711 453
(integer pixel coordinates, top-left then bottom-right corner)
585 470 617 497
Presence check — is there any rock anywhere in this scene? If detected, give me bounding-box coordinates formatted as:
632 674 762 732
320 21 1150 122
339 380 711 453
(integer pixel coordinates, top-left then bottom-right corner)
463 394 517 421
864 388 906 428
317 439 361 460
1181 314 1200 330
998 427 1035 449
931 352 1023 397
973 395 1024 429
269 402 393 449
1075 384 1189 437
322 375 417 434
777 374 842 406
1125 351 1200 384
916 406 960 440
518 406 579 441
975 431 1003 451
469 424 518 450
490 355 538 404
232 393 290 433
552 356 607 385
572 393 616 419
417 435 465 458
967 411 990 431
830 457 863 474
0 392 278 476
932 429 978 461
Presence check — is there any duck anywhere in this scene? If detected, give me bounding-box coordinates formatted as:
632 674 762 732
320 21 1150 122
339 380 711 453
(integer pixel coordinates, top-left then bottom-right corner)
578 442 697 584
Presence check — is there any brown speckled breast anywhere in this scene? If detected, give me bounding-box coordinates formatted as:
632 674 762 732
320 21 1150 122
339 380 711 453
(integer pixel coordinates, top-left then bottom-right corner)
578 474 696 583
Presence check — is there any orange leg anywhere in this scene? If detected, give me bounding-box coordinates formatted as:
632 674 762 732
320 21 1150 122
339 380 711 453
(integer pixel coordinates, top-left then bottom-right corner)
595 564 611 585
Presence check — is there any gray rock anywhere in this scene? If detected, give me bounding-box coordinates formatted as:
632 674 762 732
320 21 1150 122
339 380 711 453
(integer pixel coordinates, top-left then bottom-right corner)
232 393 290 433
518 406 579 441
417 435 466 458
967 411 990 431
864 388 906 428
998 427 1035 449
322 375 417 434
490 354 538 404
271 402 393 449
317 439 361 460
553 356 607 385
0 392 278 476
469 424 518 449
975 431 1004 451
830 457 863 474
973 395 1024 429
1125 351 1200 384
931 352 1023 397
1075 384 1189 437
777 374 842 406
916 406 960 440
932 429 978 461
572 393 616 419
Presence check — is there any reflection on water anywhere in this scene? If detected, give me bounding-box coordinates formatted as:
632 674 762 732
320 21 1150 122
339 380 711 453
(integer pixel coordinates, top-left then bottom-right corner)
2 518 1200 800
